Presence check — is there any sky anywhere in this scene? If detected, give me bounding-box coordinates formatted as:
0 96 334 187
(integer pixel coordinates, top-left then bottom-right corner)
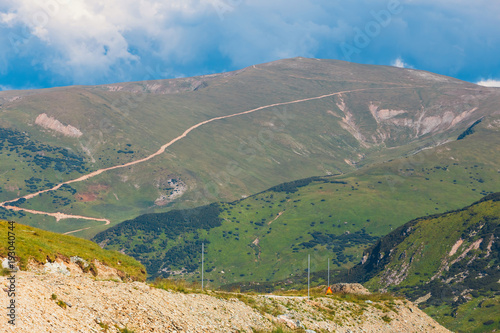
0 0 499 90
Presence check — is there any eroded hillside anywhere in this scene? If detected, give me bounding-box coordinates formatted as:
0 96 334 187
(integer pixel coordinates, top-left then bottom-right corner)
345 193 500 332
0 58 499 236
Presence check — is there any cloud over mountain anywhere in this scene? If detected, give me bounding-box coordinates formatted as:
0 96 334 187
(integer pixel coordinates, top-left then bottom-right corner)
476 79 500 88
0 0 499 88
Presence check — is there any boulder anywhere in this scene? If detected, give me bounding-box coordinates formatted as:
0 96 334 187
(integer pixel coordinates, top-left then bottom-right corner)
329 283 370 295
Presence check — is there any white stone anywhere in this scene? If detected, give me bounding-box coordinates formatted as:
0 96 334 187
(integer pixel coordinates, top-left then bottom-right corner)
44 261 71 276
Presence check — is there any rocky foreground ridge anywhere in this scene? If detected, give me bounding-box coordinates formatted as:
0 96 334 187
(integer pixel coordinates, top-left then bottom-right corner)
0 259 450 333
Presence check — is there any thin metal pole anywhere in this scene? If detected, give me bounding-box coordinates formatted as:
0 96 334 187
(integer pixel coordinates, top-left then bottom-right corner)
201 242 204 291
328 258 330 287
308 254 310 298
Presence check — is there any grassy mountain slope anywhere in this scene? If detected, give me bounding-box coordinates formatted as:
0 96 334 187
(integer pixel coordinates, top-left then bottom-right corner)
93 119 500 287
1 58 499 236
0 220 146 281
343 193 500 333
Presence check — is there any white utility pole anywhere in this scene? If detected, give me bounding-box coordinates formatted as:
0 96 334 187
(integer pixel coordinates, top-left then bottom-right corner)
201 242 204 291
308 254 310 298
328 257 330 287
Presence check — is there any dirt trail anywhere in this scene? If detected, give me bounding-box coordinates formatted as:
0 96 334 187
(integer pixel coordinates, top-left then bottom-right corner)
0 86 414 230
63 227 92 235
2 205 110 224
268 211 284 225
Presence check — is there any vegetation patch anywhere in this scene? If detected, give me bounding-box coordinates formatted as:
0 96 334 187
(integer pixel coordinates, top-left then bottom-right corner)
344 193 500 333
0 220 146 281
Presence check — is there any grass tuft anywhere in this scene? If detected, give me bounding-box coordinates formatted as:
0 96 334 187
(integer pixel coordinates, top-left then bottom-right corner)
151 277 201 293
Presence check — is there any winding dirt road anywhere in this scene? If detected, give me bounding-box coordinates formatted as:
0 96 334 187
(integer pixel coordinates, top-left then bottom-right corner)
2 205 110 225
0 86 413 232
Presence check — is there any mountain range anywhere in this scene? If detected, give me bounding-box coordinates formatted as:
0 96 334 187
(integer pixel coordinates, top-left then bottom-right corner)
0 57 499 332
1 57 499 239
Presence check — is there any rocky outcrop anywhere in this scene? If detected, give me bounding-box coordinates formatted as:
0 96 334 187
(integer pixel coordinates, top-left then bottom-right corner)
0 270 450 332
329 283 370 295
35 113 83 138
25 256 128 282
0 271 271 333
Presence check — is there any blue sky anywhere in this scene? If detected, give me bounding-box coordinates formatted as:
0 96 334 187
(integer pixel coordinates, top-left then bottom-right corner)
1 0 499 90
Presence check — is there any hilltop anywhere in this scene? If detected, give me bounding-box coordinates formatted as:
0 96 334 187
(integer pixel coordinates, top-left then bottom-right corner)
0 57 499 237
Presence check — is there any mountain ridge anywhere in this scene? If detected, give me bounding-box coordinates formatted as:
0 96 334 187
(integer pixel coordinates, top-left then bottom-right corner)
0 58 498 332
342 193 500 332
1 57 499 236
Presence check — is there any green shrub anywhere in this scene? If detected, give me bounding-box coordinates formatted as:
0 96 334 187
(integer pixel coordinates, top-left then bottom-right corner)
97 321 109 330
151 277 200 293
56 300 67 309
88 263 98 277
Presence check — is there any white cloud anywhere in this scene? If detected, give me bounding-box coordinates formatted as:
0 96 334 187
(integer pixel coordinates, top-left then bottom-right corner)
0 0 215 83
475 79 500 87
1 0 353 85
0 0 499 88
0 12 16 25
391 57 412 69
